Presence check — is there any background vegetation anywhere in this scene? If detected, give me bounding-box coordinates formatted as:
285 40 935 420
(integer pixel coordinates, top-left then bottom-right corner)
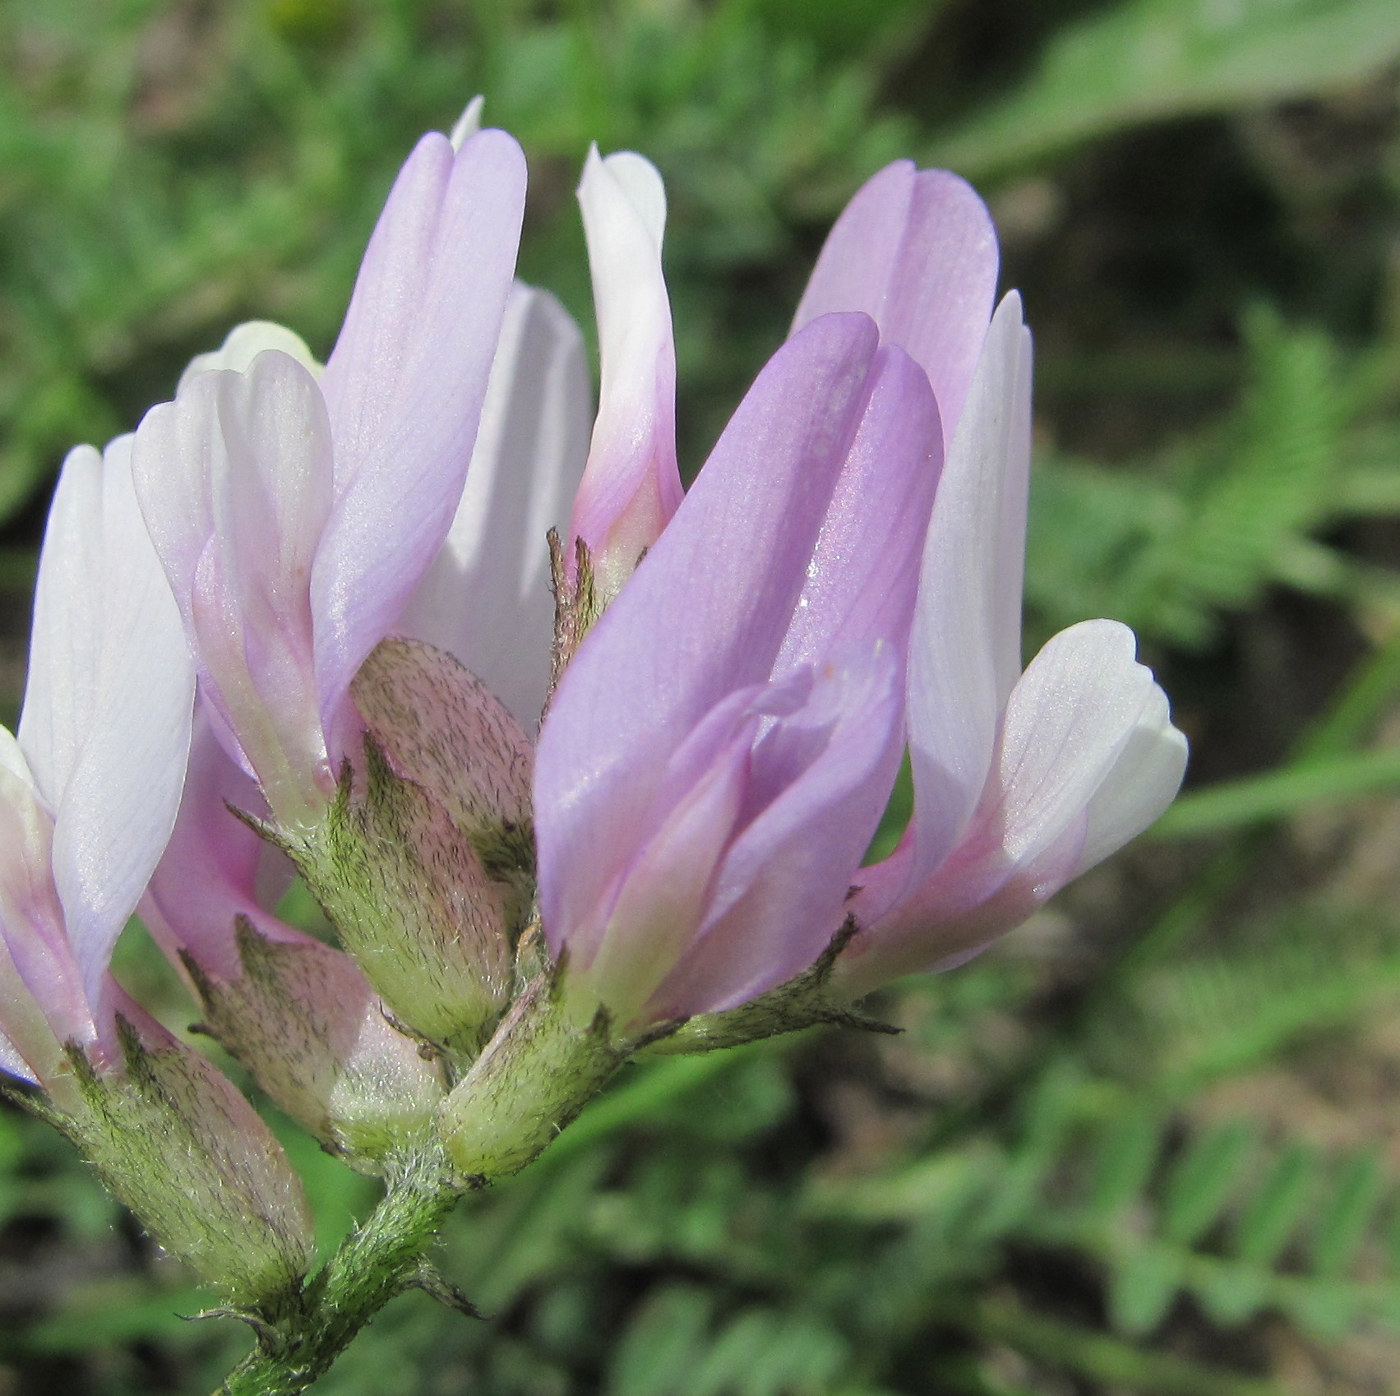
5 0 1400 1390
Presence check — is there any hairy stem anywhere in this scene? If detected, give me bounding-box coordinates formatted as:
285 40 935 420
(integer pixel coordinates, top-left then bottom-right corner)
215 1150 463 1396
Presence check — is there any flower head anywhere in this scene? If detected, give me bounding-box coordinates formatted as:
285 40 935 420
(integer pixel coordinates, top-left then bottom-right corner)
18 112 1187 1207
535 160 1186 1026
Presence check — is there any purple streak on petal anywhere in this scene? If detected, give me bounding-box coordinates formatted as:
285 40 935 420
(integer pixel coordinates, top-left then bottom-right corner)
536 313 883 958
792 161 999 440
649 643 904 1018
398 283 591 730
896 293 1033 895
22 436 196 1004
313 128 527 724
568 147 683 593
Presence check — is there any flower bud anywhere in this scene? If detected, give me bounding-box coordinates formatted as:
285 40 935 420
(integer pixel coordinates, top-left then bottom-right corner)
185 919 446 1169
50 1015 314 1309
277 639 534 1058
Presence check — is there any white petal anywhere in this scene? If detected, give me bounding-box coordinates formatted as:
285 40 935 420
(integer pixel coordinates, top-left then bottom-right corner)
178 321 321 393
449 96 485 151
905 293 1032 874
842 621 1182 994
1075 682 1188 874
135 351 334 823
44 437 195 1002
990 619 1161 867
0 728 32 786
19 444 104 810
398 284 591 730
592 149 666 244
569 146 682 590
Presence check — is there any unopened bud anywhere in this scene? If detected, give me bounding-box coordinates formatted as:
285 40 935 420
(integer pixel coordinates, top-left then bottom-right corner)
186 921 446 1170
51 1016 313 1308
276 639 534 1058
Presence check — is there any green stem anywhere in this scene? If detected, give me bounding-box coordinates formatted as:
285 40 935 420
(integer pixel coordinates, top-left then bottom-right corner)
215 1150 462 1396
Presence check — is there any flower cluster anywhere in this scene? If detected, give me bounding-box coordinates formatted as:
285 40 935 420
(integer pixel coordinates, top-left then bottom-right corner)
0 104 1185 1307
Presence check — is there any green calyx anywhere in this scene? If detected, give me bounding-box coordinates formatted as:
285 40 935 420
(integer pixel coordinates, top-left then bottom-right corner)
184 920 447 1172
274 740 516 1058
649 917 898 1056
437 964 630 1179
46 1020 314 1310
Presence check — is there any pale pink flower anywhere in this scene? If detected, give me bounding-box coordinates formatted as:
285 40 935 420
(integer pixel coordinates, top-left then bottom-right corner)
0 435 193 1087
132 126 528 827
535 161 1186 1024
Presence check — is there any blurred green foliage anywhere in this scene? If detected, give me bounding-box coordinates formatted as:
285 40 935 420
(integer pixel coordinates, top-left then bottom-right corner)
5 0 1400 1392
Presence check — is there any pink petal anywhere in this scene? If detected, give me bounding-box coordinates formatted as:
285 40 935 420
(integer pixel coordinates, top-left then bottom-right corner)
538 314 939 1019
543 682 766 975
313 128 527 721
536 314 883 953
774 345 943 674
792 161 999 440
650 643 904 1017
577 712 755 1025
